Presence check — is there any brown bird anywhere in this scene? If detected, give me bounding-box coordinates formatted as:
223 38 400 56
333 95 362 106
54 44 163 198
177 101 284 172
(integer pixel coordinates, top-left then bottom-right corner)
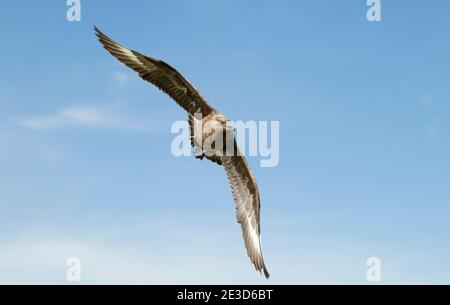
95 27 269 278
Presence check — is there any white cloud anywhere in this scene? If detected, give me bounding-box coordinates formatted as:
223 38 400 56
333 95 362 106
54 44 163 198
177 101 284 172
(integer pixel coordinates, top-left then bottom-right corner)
111 71 132 90
0 213 422 285
0 226 270 284
16 106 156 132
400 81 434 106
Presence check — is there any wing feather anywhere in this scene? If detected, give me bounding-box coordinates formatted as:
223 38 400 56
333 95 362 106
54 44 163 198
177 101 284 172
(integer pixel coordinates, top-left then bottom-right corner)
95 27 269 278
222 154 270 278
95 27 216 116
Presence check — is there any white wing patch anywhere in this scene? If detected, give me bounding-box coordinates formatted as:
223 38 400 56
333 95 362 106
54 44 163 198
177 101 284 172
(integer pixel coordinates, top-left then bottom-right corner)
114 44 144 67
95 27 268 278
223 156 269 278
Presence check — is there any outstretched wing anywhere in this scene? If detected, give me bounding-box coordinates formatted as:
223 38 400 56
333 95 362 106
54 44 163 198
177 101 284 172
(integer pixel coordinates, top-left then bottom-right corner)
222 154 270 278
95 27 216 117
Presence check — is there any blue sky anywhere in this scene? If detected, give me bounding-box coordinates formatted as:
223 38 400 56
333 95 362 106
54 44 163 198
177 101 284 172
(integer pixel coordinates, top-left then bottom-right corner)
0 0 450 284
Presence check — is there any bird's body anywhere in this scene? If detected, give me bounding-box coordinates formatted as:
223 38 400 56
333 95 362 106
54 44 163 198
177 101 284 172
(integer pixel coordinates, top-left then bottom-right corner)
192 112 233 164
95 27 270 278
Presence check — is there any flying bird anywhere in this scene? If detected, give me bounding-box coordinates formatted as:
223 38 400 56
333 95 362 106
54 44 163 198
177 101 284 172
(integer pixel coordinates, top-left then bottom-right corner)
94 27 270 278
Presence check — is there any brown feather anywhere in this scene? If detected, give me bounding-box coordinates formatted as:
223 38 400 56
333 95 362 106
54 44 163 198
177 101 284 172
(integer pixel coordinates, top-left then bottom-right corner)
94 27 216 117
95 27 269 278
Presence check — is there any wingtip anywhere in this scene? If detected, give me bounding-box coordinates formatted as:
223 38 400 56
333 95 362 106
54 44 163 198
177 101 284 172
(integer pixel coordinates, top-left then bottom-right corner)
94 26 100 35
262 266 270 279
93 26 104 39
256 261 270 279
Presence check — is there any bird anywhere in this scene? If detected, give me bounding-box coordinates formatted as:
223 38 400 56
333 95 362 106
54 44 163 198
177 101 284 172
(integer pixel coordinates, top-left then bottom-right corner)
94 27 270 279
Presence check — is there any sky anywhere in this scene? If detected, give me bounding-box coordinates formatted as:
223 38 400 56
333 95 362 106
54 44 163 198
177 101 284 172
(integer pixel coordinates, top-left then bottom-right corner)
0 0 450 284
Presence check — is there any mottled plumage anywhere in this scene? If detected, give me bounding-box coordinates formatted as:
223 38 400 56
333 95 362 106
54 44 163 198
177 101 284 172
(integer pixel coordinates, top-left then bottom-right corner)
95 27 269 278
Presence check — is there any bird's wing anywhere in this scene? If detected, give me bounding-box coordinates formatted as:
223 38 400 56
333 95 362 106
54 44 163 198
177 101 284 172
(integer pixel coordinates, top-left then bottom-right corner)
95 27 216 117
222 153 270 278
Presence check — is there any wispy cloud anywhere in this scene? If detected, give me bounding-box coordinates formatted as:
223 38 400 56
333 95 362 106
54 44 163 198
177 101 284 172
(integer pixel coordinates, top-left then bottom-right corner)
0 221 420 284
0 223 269 284
111 71 132 91
16 106 157 132
400 81 434 106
